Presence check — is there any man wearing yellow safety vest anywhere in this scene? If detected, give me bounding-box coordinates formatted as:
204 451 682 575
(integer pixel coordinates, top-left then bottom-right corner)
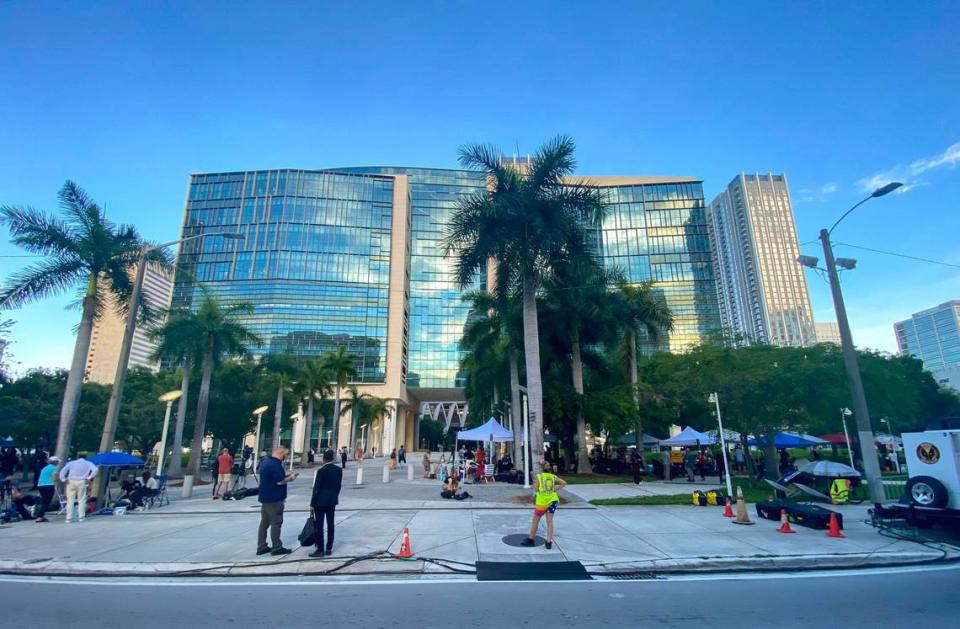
521 461 567 550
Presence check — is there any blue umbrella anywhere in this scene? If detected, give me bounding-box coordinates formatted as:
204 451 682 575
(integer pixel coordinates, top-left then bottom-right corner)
747 433 828 448
88 452 146 466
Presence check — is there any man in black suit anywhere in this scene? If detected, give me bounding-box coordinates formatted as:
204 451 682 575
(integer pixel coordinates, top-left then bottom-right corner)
309 449 343 557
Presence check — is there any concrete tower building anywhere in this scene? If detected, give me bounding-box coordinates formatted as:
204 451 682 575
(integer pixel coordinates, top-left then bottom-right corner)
707 173 815 346
85 263 174 384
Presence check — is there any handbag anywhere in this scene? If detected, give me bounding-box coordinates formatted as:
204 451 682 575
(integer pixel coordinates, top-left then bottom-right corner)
298 515 317 547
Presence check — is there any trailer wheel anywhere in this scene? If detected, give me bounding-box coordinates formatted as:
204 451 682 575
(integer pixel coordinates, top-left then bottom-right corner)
905 476 949 509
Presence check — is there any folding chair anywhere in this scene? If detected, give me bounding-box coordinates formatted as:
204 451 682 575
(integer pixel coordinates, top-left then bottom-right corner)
147 475 170 508
55 485 67 515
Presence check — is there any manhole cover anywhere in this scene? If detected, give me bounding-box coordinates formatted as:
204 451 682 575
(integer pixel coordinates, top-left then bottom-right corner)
501 533 546 547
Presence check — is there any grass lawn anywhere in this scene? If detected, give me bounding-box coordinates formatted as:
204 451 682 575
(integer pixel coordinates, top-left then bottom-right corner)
562 474 634 485
590 477 773 506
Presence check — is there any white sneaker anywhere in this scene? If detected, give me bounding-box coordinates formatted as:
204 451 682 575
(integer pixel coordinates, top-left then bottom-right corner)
78 518 86 522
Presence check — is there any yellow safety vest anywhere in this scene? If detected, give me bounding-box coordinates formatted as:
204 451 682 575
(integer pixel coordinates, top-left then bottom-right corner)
830 478 850 504
535 473 559 507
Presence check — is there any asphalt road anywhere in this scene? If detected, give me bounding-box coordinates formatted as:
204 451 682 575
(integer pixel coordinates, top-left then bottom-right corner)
2 565 956 628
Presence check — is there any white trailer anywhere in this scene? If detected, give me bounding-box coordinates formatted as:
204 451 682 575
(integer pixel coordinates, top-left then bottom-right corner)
884 429 960 528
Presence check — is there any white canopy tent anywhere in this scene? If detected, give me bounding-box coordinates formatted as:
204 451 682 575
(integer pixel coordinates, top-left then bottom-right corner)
456 418 514 443
658 426 716 447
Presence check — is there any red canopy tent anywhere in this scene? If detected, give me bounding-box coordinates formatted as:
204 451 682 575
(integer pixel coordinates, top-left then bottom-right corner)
819 432 857 445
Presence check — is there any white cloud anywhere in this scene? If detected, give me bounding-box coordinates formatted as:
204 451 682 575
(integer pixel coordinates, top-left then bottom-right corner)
858 141 960 194
795 182 838 203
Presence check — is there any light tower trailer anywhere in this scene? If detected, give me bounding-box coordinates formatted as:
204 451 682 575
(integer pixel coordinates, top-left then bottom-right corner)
877 429 960 529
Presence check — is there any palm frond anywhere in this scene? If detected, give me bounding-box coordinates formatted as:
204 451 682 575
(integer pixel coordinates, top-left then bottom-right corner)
0 258 87 308
527 134 576 188
0 205 80 258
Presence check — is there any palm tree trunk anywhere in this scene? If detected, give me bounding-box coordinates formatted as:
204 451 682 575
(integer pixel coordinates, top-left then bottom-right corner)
271 383 284 450
521 273 545 465
304 396 314 460
332 382 342 450
629 329 642 452
571 327 591 474
54 275 99 463
509 348 522 466
186 334 214 477
166 356 192 478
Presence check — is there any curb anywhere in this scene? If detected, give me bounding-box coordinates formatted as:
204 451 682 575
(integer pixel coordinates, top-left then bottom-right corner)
1 550 954 579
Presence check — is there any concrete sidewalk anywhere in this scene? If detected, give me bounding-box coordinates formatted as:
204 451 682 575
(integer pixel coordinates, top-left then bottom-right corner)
0 462 952 578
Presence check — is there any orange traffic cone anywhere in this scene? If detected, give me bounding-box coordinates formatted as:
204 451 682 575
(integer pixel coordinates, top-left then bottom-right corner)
397 527 414 558
826 512 845 538
732 486 754 525
777 509 796 534
722 496 735 518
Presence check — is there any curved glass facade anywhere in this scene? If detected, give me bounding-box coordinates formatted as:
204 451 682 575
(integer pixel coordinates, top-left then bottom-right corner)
330 167 487 388
172 169 395 383
597 180 721 351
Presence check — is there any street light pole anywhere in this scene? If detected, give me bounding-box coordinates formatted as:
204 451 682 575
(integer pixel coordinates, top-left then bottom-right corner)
841 408 856 469
252 405 268 472
100 231 244 453
709 392 734 498
156 390 182 476
814 182 901 506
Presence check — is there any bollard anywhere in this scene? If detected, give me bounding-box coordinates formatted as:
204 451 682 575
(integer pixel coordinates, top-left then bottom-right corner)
407 464 414 481
356 466 363 485
181 475 194 498
383 465 390 483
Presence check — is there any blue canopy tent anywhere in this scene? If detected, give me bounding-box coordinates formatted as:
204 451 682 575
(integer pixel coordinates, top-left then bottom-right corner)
659 426 715 447
89 452 147 506
747 433 828 448
89 452 146 466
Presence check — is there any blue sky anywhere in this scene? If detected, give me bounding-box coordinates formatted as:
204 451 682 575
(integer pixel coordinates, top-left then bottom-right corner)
1 1 958 373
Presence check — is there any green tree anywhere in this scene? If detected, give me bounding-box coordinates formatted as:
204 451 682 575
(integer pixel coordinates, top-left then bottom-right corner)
445 135 605 460
149 307 202 477
298 357 333 456
321 346 358 448
260 352 300 450
183 294 261 476
205 359 267 451
0 181 169 461
117 366 182 457
340 385 372 451
612 280 673 452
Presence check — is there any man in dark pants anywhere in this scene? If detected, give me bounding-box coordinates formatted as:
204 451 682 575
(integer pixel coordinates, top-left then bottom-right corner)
309 449 343 557
340 446 348 468
256 446 298 556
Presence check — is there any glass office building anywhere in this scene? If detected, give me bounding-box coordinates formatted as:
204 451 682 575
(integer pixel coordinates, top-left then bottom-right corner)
593 177 721 351
330 167 487 389
172 168 721 453
172 170 396 383
895 301 960 391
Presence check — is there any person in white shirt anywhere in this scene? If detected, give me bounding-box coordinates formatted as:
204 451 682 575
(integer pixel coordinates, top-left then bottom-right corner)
59 454 98 522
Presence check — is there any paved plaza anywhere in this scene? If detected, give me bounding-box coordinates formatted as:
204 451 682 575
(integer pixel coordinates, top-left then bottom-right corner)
0 456 952 577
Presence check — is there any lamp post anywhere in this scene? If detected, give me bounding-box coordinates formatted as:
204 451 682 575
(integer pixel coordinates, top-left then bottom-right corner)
708 392 734 498
360 424 369 455
799 181 901 506
840 407 856 469
156 390 182 476
518 384 531 488
100 231 244 453
252 405 268 471
289 411 300 471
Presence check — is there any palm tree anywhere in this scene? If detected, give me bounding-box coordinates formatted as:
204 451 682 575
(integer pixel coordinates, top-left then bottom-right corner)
459 288 524 463
321 346 358 449
184 293 261 476
148 308 203 477
543 253 618 473
445 135 605 462
0 181 169 462
298 357 332 456
613 280 673 450
339 385 372 452
366 396 393 453
260 352 300 451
